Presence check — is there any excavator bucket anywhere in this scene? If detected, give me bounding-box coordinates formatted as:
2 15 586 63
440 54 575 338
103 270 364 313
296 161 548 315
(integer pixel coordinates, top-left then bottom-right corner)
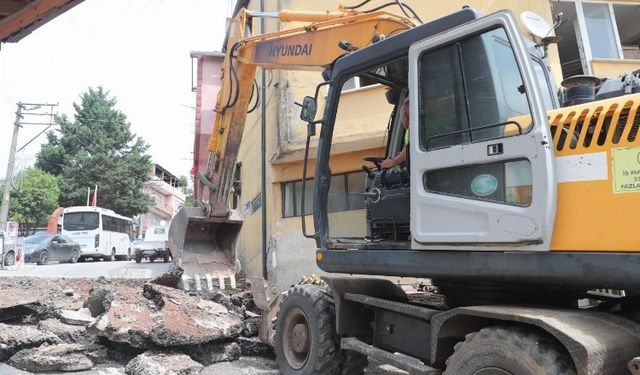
168 207 242 291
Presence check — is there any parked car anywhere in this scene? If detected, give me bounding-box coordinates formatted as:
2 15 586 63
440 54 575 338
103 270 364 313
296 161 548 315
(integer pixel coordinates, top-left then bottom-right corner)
0 230 16 266
23 234 81 265
134 226 170 263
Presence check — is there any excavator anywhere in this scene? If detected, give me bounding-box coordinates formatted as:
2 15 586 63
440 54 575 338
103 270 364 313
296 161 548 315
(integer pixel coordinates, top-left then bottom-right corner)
168 5 413 289
169 2 640 375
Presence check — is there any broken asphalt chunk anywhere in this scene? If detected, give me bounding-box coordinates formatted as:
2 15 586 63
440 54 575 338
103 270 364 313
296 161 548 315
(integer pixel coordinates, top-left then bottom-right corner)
8 343 107 373
125 351 203 375
0 323 60 361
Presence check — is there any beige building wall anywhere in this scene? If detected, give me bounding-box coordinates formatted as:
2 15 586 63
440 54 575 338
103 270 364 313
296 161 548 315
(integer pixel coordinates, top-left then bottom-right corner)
229 0 567 289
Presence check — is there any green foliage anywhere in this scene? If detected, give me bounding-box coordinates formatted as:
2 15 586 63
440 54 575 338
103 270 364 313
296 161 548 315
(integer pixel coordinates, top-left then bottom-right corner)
8 168 60 233
178 175 194 208
36 87 154 217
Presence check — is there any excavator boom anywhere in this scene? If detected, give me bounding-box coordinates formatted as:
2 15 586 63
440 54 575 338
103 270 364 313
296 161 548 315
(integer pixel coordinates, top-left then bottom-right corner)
169 6 412 289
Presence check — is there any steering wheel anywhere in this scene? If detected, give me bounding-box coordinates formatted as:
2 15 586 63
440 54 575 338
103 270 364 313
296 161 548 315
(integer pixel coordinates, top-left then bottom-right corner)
362 156 385 170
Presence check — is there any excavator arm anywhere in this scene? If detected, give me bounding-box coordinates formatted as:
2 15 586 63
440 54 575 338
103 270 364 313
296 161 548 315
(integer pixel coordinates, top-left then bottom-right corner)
170 6 412 289
206 7 412 217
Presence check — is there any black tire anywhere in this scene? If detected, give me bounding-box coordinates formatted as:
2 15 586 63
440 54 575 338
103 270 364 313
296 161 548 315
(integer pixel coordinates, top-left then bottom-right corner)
3 251 15 266
70 250 80 264
443 325 576 375
163 252 170 263
37 250 49 265
126 248 132 261
134 253 142 264
275 285 339 375
105 248 116 262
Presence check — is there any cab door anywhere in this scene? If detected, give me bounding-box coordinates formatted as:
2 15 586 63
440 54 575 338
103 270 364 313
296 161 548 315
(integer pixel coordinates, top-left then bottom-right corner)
408 12 556 250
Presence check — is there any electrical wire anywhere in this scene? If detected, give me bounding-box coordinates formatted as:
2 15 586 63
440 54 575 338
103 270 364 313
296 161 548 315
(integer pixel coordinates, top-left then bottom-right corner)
363 2 423 24
343 0 374 9
247 79 260 113
220 43 241 114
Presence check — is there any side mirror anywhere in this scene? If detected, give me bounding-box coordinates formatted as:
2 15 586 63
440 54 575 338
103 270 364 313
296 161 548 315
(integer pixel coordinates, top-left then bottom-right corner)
299 96 317 123
52 240 59 245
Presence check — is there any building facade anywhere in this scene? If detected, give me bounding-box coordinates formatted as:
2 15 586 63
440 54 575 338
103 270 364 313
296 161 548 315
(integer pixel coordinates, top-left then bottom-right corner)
190 51 225 201
139 164 185 237
195 0 640 289
553 0 640 78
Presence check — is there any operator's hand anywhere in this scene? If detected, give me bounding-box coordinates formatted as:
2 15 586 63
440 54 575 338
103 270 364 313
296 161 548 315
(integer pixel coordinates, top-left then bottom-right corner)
380 159 395 169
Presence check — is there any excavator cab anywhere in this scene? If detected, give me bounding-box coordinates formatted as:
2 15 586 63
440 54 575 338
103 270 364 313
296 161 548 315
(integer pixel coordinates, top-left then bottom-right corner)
308 9 557 252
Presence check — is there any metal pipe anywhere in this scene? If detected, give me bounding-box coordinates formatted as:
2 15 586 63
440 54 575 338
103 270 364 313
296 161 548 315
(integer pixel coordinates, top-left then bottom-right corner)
248 9 348 23
260 0 268 281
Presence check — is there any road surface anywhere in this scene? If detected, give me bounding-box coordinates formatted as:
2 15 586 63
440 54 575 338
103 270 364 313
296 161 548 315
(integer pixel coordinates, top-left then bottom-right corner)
0 258 172 278
0 357 409 374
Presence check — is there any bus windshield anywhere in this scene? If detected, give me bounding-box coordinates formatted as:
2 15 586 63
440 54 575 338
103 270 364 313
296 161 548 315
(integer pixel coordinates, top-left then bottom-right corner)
64 212 99 231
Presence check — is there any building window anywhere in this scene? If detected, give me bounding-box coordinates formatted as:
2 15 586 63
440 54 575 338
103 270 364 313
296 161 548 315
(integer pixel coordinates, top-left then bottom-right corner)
582 2 619 59
554 1 640 77
281 171 365 218
341 76 377 92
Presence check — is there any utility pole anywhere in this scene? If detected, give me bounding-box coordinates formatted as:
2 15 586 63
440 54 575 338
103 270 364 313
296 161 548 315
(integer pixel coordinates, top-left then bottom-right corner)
0 103 23 230
0 102 58 231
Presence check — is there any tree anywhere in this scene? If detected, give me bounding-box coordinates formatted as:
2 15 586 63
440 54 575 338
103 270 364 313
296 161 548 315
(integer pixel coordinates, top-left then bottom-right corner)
37 87 154 217
8 168 60 234
178 175 194 208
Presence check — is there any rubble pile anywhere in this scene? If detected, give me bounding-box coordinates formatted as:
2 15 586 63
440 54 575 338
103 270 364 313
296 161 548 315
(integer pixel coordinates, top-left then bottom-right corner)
0 268 274 374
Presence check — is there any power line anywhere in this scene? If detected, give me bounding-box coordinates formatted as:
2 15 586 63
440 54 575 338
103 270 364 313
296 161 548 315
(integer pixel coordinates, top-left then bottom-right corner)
0 102 58 230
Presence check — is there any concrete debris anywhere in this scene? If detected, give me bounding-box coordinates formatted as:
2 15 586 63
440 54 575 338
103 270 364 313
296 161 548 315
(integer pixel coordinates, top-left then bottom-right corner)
92 284 156 348
237 337 275 358
150 265 184 289
189 341 241 365
37 318 95 344
144 284 245 347
242 317 260 337
125 351 203 375
0 323 60 361
83 285 111 317
8 343 107 373
0 277 270 373
57 309 95 326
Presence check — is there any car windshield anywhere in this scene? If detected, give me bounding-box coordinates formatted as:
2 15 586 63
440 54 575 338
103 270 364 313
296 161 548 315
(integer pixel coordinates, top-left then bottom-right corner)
64 212 100 231
25 235 51 244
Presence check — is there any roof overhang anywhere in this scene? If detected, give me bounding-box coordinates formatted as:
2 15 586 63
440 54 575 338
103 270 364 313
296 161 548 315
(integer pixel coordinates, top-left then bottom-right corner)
0 0 84 43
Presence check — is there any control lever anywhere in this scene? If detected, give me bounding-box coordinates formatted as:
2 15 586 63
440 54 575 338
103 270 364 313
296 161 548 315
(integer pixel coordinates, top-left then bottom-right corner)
353 188 381 203
362 165 375 179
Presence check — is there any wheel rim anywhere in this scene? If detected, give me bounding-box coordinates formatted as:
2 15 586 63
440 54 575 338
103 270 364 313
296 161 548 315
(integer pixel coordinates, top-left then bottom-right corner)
5 253 15 266
282 307 311 369
474 368 514 375
72 251 79 262
41 252 48 263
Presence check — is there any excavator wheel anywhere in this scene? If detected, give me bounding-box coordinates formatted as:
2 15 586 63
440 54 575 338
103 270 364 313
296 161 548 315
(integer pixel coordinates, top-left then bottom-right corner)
443 325 576 375
275 284 339 375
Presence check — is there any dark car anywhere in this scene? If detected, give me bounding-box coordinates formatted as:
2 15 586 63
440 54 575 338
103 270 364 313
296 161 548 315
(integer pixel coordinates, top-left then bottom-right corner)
23 234 82 265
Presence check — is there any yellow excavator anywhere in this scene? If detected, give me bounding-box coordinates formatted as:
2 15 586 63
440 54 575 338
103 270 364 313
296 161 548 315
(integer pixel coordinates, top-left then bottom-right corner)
168 6 413 287
170 2 640 374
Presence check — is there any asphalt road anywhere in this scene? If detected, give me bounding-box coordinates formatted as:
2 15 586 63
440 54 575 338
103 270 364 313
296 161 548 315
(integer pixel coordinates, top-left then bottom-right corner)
0 357 409 374
0 258 172 278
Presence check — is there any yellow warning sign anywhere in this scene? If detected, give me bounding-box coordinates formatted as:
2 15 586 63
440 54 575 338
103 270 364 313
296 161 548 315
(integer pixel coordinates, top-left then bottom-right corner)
612 147 640 194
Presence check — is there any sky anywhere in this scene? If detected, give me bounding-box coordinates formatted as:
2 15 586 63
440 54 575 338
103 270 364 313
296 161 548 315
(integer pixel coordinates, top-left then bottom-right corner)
0 0 233 179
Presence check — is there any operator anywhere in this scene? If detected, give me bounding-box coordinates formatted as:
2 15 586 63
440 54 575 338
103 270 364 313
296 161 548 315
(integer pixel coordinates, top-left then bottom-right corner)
380 97 410 187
